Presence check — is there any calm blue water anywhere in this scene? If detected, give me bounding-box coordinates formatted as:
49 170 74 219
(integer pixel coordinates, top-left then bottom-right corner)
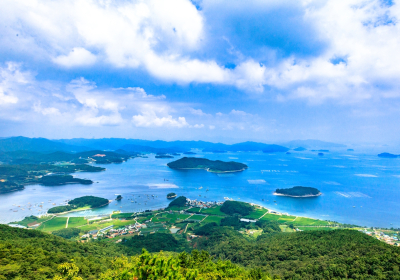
1 151 400 228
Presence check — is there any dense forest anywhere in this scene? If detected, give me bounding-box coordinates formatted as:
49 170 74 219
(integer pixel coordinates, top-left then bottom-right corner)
220 200 254 216
1 220 400 279
168 196 188 207
68 196 109 208
47 205 75 214
167 157 248 172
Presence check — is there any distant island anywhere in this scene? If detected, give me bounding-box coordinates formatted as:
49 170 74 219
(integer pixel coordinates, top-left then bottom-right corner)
274 186 322 197
155 154 174 159
47 196 109 214
293 147 307 151
347 149 354 152
378 153 398 158
38 175 93 186
167 192 177 199
183 151 196 155
167 157 248 173
202 149 227 153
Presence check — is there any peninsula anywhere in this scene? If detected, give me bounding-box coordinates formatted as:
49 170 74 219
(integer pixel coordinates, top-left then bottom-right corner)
274 186 322 197
167 157 248 173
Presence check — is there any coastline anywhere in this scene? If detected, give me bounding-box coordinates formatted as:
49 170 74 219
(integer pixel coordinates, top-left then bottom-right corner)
273 192 322 198
49 201 111 216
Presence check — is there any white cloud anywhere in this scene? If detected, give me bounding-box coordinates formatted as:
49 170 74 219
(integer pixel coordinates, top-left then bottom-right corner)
0 63 193 128
0 88 18 105
192 124 204 128
2 0 400 102
53 47 96 67
132 112 189 128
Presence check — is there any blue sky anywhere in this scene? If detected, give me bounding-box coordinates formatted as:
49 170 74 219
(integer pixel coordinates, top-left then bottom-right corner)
0 0 400 144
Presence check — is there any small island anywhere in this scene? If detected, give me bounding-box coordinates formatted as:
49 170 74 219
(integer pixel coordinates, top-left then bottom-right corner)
116 195 122 201
38 175 93 186
167 192 177 199
274 186 322 198
378 153 398 158
293 147 307 151
155 154 174 159
167 157 248 173
47 195 109 214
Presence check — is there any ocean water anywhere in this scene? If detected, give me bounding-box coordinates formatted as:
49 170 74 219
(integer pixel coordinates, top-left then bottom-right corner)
1 151 400 228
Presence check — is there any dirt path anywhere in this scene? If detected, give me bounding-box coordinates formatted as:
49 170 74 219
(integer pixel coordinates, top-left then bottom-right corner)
66 217 70 228
258 210 269 220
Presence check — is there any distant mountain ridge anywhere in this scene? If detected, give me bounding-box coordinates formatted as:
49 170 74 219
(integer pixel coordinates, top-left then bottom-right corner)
0 137 89 153
57 139 289 153
282 139 346 149
0 137 348 154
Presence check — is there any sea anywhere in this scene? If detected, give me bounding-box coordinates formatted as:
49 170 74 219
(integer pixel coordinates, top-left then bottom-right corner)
1 150 400 228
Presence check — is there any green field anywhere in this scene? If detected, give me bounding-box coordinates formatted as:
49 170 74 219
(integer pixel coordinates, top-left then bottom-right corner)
297 226 334 231
188 214 206 221
187 207 201 213
278 215 297 222
279 225 295 232
67 217 87 228
201 215 223 224
201 206 227 216
13 215 50 227
292 217 330 226
260 213 281 221
177 214 191 220
111 212 134 219
37 217 68 232
244 208 268 219
167 206 190 211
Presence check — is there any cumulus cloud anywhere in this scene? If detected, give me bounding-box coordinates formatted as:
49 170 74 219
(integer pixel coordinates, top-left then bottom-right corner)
53 47 96 67
0 0 268 91
132 104 189 128
0 63 194 129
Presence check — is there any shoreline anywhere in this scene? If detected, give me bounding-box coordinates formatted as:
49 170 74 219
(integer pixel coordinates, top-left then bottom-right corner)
273 192 322 198
49 201 111 216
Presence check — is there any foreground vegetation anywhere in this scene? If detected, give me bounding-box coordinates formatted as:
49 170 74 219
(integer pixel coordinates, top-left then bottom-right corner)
5 199 400 279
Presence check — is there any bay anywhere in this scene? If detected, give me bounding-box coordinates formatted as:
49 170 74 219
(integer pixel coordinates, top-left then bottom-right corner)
1 151 400 228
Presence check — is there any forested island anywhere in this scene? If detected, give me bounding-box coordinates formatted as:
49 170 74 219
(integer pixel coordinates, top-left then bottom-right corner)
155 154 174 158
47 196 109 214
38 175 93 186
167 157 248 173
378 152 399 158
167 192 177 199
0 149 136 194
274 186 322 197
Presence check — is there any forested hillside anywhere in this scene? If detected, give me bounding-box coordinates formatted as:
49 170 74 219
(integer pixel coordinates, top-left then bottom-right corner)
1 223 400 279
